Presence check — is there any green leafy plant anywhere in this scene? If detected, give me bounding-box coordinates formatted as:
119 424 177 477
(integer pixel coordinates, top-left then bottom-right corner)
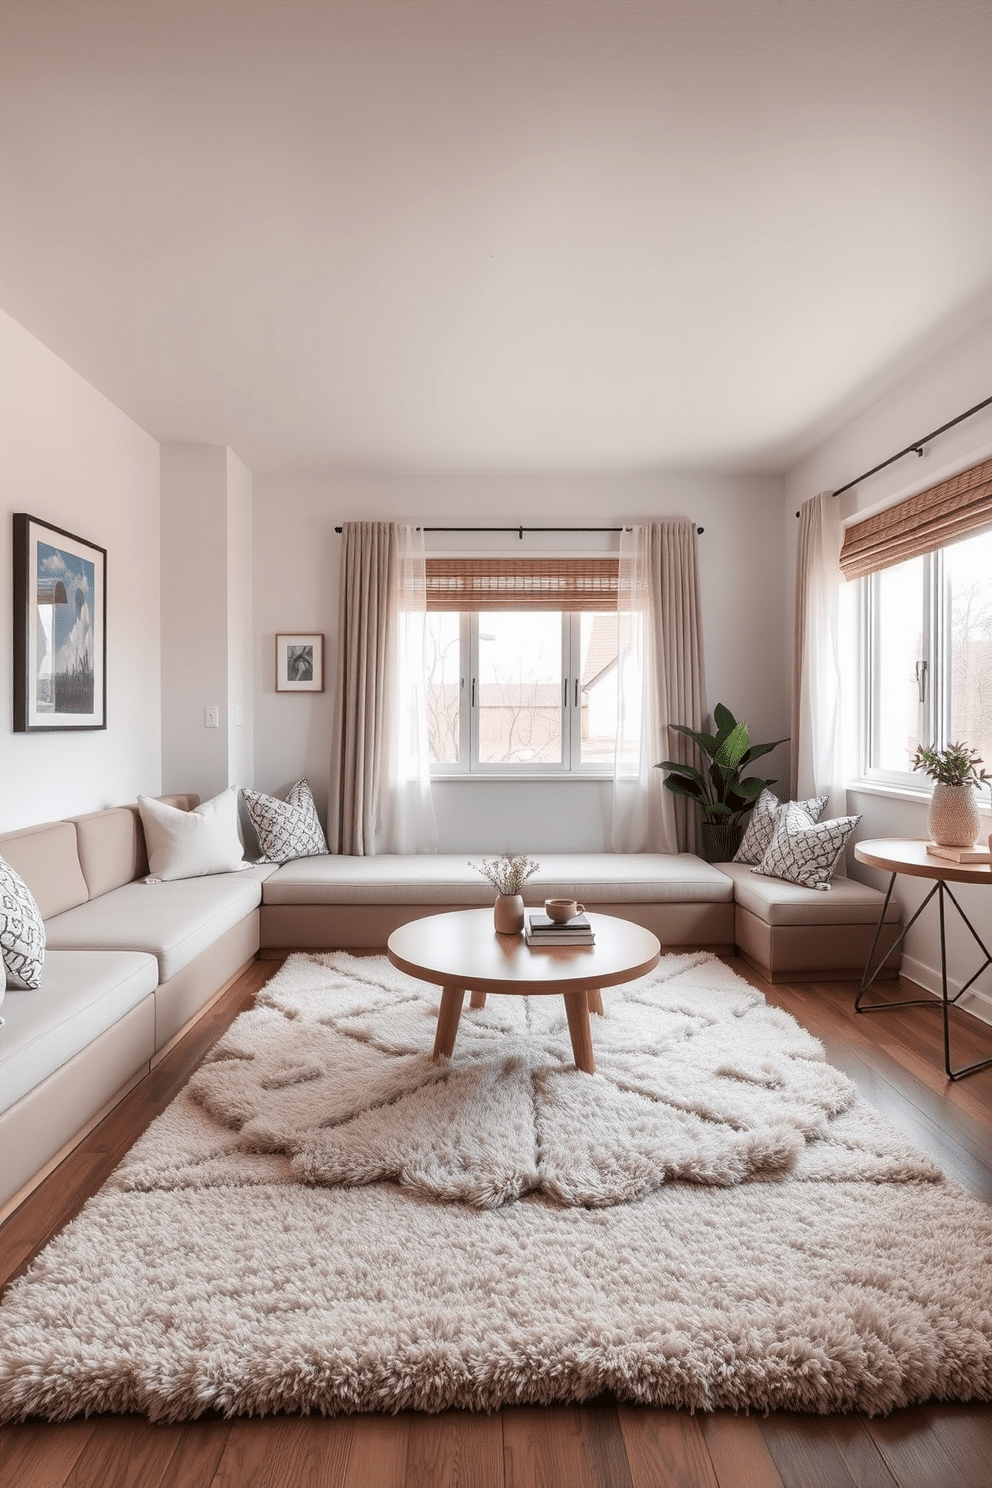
655 703 787 826
469 853 540 896
911 741 991 790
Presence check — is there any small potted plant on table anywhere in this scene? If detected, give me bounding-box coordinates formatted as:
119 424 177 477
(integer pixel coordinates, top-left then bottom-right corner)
912 741 991 849
656 703 787 862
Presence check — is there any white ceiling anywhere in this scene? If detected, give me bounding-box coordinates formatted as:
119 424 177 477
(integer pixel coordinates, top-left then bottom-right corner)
2 0 992 475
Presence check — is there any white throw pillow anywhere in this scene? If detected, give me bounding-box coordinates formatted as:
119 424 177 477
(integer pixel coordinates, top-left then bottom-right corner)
241 778 328 864
733 788 828 866
753 801 860 892
0 854 46 989
137 788 247 882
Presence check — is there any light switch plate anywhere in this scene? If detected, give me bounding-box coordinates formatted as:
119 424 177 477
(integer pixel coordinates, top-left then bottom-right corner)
205 705 220 728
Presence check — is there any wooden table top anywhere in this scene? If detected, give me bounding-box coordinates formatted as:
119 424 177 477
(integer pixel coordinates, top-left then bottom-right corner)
387 909 661 996
855 837 992 886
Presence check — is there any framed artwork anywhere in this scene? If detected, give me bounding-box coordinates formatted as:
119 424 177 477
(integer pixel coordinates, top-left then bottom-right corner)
276 632 324 692
13 513 107 732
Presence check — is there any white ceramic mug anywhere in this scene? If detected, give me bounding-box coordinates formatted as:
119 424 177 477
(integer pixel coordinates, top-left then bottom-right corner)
545 898 585 923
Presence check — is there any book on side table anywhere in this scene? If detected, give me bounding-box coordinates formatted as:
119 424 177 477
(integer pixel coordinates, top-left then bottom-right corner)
525 912 595 946
926 842 992 864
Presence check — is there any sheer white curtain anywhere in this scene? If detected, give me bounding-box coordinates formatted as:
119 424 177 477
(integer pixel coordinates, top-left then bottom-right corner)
612 520 706 854
328 522 437 855
791 491 846 820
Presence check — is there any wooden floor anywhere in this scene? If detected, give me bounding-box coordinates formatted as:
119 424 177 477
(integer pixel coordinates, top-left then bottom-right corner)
2 954 991 1488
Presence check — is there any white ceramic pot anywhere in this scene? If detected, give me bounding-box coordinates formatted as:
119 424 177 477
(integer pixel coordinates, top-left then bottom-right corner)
493 893 525 935
927 782 981 848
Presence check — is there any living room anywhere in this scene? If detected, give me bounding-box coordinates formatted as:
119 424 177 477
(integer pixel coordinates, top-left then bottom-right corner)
2 2 992 1483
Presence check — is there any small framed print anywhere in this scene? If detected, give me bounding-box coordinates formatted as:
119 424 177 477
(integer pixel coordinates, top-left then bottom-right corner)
13 513 107 731
276 633 324 692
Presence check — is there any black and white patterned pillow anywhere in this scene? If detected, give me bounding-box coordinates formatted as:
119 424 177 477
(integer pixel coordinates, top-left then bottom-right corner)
754 801 860 892
733 788 828 865
0 854 46 989
241 778 328 864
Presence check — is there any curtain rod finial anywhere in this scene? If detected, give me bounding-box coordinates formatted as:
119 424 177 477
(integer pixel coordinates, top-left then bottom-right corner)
696 526 704 535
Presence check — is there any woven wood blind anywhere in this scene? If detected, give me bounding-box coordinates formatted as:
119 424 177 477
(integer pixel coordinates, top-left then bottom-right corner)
839 455 992 580
425 557 620 611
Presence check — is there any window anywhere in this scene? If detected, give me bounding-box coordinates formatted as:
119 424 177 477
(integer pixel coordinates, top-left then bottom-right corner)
862 528 992 784
425 610 622 773
422 557 622 775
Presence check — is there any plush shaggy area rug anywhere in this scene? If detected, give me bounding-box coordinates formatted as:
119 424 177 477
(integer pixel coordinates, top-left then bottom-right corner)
1 951 990 1422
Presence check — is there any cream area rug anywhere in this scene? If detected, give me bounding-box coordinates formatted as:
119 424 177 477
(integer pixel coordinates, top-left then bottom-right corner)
1 951 990 1422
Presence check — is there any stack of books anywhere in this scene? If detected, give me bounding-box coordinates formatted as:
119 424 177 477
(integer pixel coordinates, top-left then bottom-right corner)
525 912 595 946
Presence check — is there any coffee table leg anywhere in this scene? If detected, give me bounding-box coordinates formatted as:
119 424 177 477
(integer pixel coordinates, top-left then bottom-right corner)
433 985 465 1060
587 988 603 1016
469 990 487 1009
564 991 595 1074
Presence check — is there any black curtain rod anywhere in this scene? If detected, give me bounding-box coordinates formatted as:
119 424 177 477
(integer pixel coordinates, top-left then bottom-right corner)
795 391 992 517
333 523 705 536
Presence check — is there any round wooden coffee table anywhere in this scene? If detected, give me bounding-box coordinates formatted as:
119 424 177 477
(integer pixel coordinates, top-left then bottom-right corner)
387 909 661 1074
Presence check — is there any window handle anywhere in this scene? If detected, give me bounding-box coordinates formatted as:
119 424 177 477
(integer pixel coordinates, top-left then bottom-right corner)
563 677 568 709
915 660 928 702
574 678 579 708
471 677 476 708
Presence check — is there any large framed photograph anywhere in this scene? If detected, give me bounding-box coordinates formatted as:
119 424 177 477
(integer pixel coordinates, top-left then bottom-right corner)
276 632 324 692
13 513 107 732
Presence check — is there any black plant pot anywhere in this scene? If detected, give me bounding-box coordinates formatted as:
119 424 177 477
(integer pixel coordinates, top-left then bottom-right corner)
701 823 744 863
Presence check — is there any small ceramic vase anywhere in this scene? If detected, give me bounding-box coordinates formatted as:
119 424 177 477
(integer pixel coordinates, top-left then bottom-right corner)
493 893 525 935
927 782 980 848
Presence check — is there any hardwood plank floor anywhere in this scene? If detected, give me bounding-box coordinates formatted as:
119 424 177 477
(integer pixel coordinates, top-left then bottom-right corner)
1 954 990 1488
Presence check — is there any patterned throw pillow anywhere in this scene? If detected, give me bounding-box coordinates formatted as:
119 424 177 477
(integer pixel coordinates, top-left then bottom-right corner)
733 788 828 865
0 854 46 989
241 778 328 864
754 801 861 892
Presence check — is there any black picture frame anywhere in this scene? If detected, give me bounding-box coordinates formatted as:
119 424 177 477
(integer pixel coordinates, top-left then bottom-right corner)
13 513 107 732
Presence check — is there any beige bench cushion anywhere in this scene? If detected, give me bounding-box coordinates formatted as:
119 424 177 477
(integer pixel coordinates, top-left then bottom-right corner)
45 872 265 982
263 853 734 906
0 949 158 1114
0 821 89 920
718 861 899 927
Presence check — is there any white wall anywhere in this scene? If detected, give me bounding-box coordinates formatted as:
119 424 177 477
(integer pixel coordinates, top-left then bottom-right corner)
786 312 992 1024
0 307 161 830
252 469 787 852
160 444 254 800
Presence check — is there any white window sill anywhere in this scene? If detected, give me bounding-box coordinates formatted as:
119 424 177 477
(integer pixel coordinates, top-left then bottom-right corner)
431 772 613 784
846 777 992 819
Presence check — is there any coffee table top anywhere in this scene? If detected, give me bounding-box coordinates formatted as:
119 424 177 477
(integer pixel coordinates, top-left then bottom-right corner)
855 837 992 886
387 909 661 996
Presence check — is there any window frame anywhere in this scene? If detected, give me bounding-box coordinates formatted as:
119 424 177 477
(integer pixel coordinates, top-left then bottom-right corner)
427 609 616 778
859 534 992 790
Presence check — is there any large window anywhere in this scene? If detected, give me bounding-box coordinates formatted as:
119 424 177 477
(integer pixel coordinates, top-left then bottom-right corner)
425 610 622 774
863 527 992 784
423 556 621 775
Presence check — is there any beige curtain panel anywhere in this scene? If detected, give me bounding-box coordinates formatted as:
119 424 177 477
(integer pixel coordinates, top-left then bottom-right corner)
328 523 436 856
839 454 992 580
612 520 706 855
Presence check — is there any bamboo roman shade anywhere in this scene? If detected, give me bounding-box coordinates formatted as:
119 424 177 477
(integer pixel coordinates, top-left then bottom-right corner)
425 558 620 611
839 455 992 580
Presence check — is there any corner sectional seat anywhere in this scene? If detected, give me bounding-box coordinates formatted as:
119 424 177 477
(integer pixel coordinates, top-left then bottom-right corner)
257 849 902 984
0 801 902 1220
0 798 275 1218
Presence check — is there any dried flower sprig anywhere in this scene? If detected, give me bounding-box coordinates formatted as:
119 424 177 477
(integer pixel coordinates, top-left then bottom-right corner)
469 853 540 896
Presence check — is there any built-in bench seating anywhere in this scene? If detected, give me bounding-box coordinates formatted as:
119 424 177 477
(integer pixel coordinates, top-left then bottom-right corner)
0 801 901 1220
0 799 275 1220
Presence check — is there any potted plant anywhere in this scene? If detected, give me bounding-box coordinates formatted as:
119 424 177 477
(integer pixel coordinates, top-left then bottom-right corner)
911 742 991 848
656 703 787 862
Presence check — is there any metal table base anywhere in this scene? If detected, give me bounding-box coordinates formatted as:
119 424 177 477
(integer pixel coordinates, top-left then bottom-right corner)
856 870 992 1081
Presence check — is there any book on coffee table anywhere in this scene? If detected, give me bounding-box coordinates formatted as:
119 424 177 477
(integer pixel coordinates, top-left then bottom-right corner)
526 912 594 946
